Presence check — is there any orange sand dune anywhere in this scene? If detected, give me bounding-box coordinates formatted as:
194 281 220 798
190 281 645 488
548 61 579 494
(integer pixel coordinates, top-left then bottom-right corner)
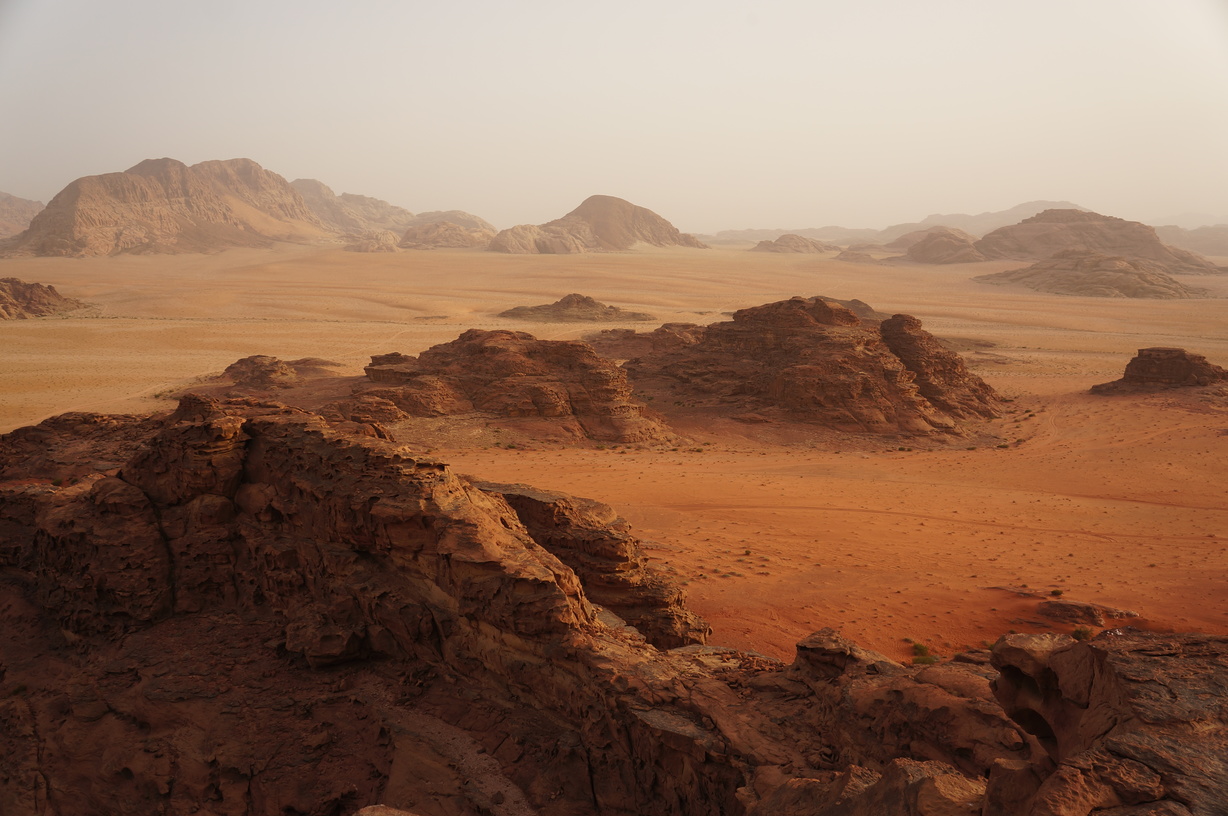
2 245 1225 662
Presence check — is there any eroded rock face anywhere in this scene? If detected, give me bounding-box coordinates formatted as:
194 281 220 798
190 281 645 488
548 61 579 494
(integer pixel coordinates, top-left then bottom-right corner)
489 195 707 254
362 329 672 443
988 632 1228 815
478 481 710 649
291 178 417 234
0 277 86 319
498 293 657 323
974 210 1222 275
4 158 328 257
398 220 495 249
344 229 401 252
0 399 1047 816
1091 347 1228 394
750 234 839 253
974 250 1207 299
621 296 1001 433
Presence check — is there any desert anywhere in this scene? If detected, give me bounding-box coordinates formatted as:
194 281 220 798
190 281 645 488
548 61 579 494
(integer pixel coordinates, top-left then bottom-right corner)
3 166 1228 816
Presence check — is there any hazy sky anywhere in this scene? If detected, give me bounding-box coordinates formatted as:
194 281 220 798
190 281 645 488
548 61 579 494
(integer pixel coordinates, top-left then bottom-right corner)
1 0 1226 232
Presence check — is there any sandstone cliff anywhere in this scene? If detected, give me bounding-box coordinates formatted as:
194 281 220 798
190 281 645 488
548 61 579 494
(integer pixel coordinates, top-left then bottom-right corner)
0 399 1222 815
489 195 706 254
0 277 86 319
1091 347 1228 394
750 234 839 253
291 178 417 234
498 293 656 322
619 296 1001 434
974 209 1223 274
975 250 1207 298
362 329 672 443
0 191 43 238
2 158 329 257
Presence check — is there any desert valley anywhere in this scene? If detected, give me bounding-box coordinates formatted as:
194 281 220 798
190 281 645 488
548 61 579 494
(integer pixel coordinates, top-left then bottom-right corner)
1 158 1227 815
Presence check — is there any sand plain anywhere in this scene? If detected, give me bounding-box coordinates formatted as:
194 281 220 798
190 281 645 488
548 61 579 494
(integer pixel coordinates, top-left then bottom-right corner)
2 244 1226 662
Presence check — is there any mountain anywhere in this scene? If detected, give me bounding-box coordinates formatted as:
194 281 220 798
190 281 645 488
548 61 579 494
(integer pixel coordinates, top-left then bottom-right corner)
0 191 43 238
1 158 328 257
975 209 1223 275
290 179 416 234
489 195 707 254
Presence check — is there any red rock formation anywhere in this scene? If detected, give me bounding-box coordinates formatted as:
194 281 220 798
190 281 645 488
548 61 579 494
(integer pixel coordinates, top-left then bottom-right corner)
362 329 672 443
621 296 1001 433
291 178 417 234
1091 347 1228 394
750 234 839 253
0 191 43 238
2 158 328 257
478 481 710 649
975 250 1207 298
974 209 1222 274
0 277 86 319
902 227 987 264
398 220 495 249
498 293 657 322
489 195 707 254
988 631 1228 815
0 397 1053 816
221 355 341 390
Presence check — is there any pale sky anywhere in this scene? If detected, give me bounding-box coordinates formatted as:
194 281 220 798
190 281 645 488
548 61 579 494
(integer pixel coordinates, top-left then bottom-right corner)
1 0 1226 232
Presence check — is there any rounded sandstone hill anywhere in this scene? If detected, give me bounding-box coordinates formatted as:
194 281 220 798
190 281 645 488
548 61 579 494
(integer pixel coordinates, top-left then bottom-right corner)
489 195 707 254
902 228 986 264
974 209 1222 275
399 220 495 249
973 250 1207 299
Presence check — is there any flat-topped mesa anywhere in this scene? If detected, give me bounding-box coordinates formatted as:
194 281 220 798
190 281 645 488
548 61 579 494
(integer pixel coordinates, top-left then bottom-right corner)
622 296 1001 434
1091 347 1228 394
489 194 707 254
0 277 86 319
498 293 657 323
361 329 672 443
974 208 1223 275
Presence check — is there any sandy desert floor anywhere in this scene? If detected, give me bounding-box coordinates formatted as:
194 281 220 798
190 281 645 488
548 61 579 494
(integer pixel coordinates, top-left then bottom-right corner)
2 244 1227 661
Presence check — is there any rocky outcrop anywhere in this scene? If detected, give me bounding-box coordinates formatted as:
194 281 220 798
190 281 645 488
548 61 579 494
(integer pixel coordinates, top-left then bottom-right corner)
344 229 401 252
477 481 710 649
887 225 977 250
362 329 672 443
835 250 878 263
1090 347 1228 394
0 277 86 319
621 296 1001 433
221 355 341 390
1 399 1219 816
498 293 656 322
489 195 706 254
750 234 839 253
974 250 1206 298
902 227 987 264
407 210 496 232
988 631 1228 815
290 178 416 234
0 191 43 238
398 220 495 249
974 209 1223 275
2 158 328 257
